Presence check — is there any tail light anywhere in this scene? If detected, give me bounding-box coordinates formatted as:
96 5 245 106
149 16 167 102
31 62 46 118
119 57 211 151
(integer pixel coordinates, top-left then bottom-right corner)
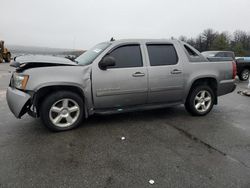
232 61 237 79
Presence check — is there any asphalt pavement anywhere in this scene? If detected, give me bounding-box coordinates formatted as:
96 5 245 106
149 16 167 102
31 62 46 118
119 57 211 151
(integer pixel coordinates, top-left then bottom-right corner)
0 63 250 188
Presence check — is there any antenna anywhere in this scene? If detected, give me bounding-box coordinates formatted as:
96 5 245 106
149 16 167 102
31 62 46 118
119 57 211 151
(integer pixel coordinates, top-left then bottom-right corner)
110 37 115 42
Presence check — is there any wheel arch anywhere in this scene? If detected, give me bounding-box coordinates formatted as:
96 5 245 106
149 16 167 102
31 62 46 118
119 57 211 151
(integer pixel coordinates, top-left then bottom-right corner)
186 77 218 105
33 85 88 118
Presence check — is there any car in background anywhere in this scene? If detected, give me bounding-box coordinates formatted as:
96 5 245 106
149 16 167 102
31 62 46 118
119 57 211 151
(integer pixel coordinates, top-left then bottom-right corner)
202 51 235 60
202 51 250 81
235 57 250 81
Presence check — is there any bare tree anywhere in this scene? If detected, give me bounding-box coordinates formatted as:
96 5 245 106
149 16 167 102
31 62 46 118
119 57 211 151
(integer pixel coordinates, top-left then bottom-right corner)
179 35 188 42
212 32 230 50
201 29 218 50
183 28 250 56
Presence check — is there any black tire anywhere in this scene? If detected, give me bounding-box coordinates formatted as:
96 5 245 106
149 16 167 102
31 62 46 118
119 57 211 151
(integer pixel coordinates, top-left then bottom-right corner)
40 91 84 132
239 69 250 81
0 55 3 63
4 53 11 62
185 85 215 116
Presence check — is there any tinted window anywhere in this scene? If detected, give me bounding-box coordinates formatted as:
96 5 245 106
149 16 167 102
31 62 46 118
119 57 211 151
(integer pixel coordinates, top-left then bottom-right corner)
215 52 224 57
108 45 142 68
215 52 234 60
184 45 199 57
147 44 178 66
223 52 234 59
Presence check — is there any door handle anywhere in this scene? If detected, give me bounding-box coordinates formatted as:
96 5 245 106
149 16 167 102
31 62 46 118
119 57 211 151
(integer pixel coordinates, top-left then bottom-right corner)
171 69 182 74
132 72 145 77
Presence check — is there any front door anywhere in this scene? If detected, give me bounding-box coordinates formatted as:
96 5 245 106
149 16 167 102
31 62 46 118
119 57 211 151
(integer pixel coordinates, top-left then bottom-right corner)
92 44 148 109
146 43 184 104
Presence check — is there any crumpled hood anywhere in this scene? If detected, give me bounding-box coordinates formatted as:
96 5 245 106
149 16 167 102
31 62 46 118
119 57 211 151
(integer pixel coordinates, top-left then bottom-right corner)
14 55 76 65
11 55 77 72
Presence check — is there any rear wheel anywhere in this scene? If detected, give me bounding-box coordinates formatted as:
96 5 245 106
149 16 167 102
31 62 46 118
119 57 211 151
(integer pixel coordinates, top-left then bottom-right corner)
239 69 250 81
185 85 215 116
40 91 84 131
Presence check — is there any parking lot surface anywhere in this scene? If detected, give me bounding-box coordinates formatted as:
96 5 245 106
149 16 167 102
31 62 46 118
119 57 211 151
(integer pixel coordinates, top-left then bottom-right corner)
0 63 250 187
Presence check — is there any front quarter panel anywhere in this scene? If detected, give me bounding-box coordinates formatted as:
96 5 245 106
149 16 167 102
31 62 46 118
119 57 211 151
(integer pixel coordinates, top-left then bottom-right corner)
24 66 91 91
24 65 93 110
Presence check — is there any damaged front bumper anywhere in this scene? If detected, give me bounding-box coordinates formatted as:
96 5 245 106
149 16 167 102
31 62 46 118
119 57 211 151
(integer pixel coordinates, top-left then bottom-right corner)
6 87 31 118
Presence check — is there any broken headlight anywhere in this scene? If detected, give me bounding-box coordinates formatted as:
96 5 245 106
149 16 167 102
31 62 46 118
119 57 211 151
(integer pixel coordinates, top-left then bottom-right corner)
13 73 29 90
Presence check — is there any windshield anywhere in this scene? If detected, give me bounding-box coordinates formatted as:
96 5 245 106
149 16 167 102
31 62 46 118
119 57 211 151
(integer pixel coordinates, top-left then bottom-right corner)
76 42 111 65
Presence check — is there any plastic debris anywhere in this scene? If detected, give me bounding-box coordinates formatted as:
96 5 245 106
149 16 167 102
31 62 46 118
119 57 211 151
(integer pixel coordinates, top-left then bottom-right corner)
237 90 250 97
149 179 155 185
121 137 126 140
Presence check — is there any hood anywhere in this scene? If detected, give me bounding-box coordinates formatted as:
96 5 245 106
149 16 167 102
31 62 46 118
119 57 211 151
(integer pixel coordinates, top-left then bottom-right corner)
11 55 77 72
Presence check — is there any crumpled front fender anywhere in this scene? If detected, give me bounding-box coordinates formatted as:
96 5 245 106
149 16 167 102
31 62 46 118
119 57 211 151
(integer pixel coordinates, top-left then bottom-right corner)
6 87 31 118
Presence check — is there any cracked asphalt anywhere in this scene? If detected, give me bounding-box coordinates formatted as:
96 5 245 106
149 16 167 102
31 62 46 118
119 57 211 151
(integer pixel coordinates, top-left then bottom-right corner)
0 63 250 188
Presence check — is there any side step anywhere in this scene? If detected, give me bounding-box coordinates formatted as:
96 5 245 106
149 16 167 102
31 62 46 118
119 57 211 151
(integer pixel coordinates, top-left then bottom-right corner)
94 102 181 115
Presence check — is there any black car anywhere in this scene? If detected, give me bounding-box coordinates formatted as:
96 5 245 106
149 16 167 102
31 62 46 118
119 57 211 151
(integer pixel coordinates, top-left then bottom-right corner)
235 57 250 81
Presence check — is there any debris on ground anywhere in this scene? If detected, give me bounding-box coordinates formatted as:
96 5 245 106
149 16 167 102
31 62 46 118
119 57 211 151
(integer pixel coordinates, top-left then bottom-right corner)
149 179 155 185
237 90 250 97
121 137 126 140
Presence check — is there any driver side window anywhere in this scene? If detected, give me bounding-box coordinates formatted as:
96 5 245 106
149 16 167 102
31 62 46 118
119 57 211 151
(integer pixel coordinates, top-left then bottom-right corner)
107 45 143 68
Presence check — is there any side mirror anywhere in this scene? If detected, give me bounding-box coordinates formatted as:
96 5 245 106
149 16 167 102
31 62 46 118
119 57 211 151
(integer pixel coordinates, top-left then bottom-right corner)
99 56 116 70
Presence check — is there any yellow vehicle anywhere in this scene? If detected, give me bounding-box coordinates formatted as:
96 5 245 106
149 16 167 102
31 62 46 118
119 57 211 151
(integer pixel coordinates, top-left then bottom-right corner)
0 40 11 63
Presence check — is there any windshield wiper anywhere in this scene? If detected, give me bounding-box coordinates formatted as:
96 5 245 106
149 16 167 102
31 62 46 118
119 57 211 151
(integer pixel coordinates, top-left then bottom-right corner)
71 59 79 64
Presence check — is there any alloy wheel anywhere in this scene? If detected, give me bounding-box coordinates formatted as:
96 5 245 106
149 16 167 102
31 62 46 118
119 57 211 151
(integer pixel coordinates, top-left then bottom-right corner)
194 90 212 113
49 98 80 128
241 69 250 81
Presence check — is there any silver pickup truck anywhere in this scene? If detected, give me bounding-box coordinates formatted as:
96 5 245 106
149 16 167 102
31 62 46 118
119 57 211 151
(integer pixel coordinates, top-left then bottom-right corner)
6 39 236 131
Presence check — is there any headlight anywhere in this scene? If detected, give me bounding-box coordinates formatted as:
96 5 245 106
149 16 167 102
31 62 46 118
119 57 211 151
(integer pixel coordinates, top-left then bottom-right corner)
13 73 29 90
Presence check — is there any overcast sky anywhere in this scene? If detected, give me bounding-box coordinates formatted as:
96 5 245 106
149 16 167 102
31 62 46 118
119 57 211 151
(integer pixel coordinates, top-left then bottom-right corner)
1 0 250 49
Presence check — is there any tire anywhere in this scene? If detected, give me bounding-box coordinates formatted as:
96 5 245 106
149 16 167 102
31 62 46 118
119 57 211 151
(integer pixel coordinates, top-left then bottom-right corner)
0 55 3 63
185 85 215 116
4 53 11 62
40 91 84 132
239 69 250 81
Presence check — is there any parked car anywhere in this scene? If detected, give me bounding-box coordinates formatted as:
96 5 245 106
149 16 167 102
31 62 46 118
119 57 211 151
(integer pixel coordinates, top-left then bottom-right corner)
235 57 250 81
202 51 235 60
7 39 236 131
202 51 250 81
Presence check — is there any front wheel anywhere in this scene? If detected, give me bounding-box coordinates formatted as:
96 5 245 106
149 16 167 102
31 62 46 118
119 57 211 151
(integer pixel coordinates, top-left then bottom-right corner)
40 91 84 131
185 85 215 116
239 69 250 81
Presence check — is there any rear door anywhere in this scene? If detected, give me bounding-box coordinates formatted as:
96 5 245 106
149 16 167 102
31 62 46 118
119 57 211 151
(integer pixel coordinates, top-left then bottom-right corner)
146 43 184 104
92 44 148 109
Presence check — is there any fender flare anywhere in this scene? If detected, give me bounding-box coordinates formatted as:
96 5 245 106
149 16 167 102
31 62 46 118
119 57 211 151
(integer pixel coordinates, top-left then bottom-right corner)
32 83 91 118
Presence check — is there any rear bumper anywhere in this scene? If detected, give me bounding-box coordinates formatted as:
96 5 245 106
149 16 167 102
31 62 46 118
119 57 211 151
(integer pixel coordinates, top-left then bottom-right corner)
218 80 236 96
6 87 31 118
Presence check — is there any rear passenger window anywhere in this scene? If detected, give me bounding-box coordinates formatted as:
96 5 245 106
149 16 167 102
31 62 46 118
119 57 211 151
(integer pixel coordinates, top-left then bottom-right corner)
108 45 142 68
184 45 199 57
147 44 178 66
